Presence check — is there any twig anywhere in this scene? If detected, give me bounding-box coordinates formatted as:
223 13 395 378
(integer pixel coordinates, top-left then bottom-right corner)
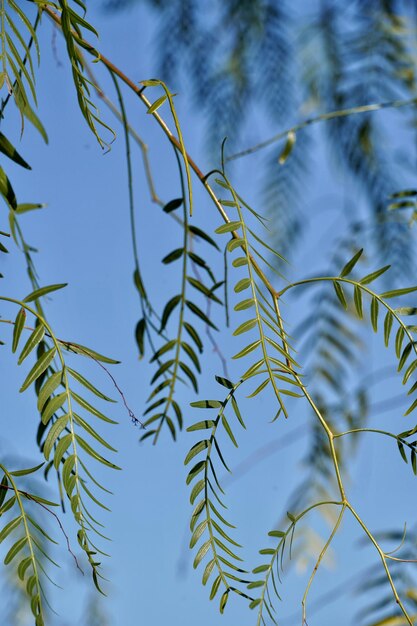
227 97 417 162
83 58 163 207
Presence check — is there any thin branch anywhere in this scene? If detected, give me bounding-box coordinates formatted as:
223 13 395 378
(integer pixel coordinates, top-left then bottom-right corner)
83 58 163 207
227 97 417 162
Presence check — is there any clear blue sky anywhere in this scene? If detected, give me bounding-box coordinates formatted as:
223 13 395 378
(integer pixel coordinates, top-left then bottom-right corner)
1 4 416 626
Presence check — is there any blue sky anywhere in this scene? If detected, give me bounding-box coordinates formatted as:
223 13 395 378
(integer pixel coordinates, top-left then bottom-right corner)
1 3 417 626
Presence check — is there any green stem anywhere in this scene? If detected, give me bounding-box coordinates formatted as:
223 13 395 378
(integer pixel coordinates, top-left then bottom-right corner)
153 148 188 444
1 297 93 574
223 174 287 415
0 464 44 621
301 505 346 624
278 276 417 359
346 502 413 625
256 500 343 626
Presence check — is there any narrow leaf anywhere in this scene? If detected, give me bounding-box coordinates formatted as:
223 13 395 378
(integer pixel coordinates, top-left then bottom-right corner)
12 307 26 353
340 249 363 278
23 284 67 303
20 348 56 392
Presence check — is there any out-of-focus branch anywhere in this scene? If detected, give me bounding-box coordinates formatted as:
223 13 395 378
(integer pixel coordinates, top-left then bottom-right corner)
83 58 163 207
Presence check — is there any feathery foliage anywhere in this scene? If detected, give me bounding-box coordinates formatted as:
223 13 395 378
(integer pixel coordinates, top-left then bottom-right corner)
1 1 417 625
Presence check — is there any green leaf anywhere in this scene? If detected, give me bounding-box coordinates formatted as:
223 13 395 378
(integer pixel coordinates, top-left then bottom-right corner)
234 298 254 311
16 203 44 214
163 198 183 213
359 265 391 285
353 285 363 319
232 339 261 359
17 556 32 581
71 391 118 424
222 415 238 447
187 277 222 303
397 440 408 463
202 558 216 585
233 319 257 336
219 590 229 614
181 341 201 372
227 238 245 253
0 132 30 169
333 281 347 309
0 516 21 543
370 297 378 332
133 268 146 299
0 475 8 508
11 463 44 477
390 189 417 199
41 392 67 425
53 433 72 469
184 322 203 353
14 84 48 143
186 301 218 330
388 200 416 210
188 225 219 250
215 221 242 234
234 278 251 293
75 435 121 470
384 312 393 347
150 359 175 384
4 536 27 564
231 396 245 429
247 378 270 398
0 166 17 209
184 440 209 465
150 340 176 363
147 94 168 114
190 479 205 505
191 400 222 409
37 371 63 412
340 249 363 277
209 574 222 600
403 360 417 385
179 361 198 392
135 318 146 358
160 295 181 331
20 348 56 392
187 461 206 485
215 375 234 389
67 367 114 402
398 342 413 372
278 130 296 165
381 286 417 299
43 415 69 460
189 519 208 549
395 327 405 359
23 283 67 303
18 324 45 364
397 307 417 316
404 397 417 416
162 248 184 264
187 420 215 432
67 343 120 364
193 538 211 568
232 256 248 268
253 564 269 574
12 307 26 353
